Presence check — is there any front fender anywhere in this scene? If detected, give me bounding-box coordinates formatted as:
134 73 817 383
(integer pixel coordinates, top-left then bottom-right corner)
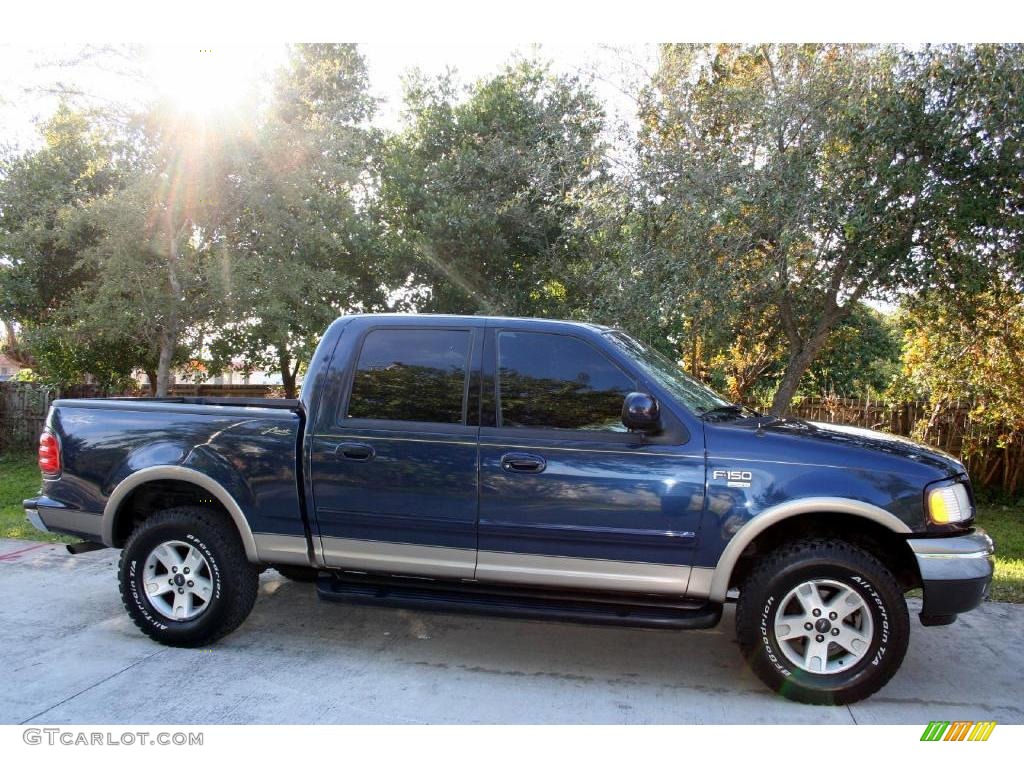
703 496 911 602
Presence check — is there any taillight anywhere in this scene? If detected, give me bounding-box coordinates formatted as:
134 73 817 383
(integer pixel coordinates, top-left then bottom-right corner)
38 432 61 475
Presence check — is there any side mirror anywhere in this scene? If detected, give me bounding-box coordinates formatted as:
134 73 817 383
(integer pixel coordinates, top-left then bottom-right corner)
622 391 661 433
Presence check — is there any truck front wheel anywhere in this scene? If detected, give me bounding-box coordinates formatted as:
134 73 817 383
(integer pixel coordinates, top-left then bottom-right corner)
735 538 910 705
118 506 260 647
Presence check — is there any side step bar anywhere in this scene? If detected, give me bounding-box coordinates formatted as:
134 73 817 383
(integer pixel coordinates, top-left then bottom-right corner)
316 572 723 630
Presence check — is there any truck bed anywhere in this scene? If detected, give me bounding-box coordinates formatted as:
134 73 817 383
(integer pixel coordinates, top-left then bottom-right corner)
38 396 306 548
105 396 301 410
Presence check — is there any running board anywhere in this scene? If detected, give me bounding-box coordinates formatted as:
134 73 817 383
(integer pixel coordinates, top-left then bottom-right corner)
316 572 723 630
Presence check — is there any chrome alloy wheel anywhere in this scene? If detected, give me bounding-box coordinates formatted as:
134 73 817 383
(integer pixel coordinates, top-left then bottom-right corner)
142 540 215 621
773 578 874 675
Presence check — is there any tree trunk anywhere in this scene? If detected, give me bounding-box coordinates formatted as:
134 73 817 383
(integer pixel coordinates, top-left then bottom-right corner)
688 319 701 377
155 229 183 398
278 347 298 399
769 327 834 416
1 319 35 367
156 330 175 397
2 319 16 349
145 369 158 396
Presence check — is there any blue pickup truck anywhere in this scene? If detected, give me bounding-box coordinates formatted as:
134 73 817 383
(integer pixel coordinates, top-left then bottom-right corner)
25 314 994 704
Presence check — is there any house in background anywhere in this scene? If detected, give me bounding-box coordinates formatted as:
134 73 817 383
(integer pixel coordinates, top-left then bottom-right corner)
175 368 285 387
0 352 27 381
130 361 285 390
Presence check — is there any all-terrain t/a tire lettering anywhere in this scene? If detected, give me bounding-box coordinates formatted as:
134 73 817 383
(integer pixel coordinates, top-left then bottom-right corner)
735 538 910 705
118 506 260 648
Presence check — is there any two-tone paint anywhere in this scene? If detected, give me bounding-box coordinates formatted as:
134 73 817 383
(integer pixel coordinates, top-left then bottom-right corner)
27 313 986 610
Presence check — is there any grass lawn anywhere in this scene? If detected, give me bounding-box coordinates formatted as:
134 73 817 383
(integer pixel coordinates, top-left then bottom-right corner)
1 449 1022 601
0 450 73 543
975 498 1024 603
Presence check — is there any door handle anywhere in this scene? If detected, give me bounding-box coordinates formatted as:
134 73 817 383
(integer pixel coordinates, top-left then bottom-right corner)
335 442 375 461
500 452 546 473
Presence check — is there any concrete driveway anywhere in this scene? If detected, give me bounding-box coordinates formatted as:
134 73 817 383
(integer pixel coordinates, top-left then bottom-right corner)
1 537 1021 725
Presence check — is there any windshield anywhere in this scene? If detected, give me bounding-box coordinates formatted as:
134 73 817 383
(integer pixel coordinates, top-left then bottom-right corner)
604 330 733 415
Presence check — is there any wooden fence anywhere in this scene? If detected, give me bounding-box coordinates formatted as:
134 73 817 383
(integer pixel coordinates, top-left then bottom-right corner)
2 382 1021 493
0 382 283 452
0 383 54 452
165 383 288 398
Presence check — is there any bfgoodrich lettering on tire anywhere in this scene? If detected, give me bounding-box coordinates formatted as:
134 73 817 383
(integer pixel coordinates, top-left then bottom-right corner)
118 506 259 647
735 538 909 705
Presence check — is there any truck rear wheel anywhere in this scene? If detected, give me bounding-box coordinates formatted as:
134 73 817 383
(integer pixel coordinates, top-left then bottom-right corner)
735 538 909 705
118 506 259 647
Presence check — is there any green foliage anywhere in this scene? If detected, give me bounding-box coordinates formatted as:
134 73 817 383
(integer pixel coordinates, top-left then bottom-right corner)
62 162 212 392
23 323 143 392
803 305 902 397
619 45 924 411
698 301 901 404
209 44 386 397
603 44 1024 414
909 45 1024 289
2 43 1023 430
375 60 607 317
0 104 122 328
896 282 1024 444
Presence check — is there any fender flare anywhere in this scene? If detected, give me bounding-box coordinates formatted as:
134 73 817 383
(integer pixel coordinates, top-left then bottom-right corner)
707 496 912 602
101 465 260 563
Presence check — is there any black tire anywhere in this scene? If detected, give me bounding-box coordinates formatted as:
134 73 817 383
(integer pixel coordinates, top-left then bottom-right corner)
274 565 320 583
118 506 259 648
735 538 909 705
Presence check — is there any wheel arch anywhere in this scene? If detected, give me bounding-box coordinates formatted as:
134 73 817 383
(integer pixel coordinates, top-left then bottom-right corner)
102 466 260 563
708 497 913 602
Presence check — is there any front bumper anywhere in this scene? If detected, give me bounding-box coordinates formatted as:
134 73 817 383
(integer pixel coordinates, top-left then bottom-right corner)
907 529 994 625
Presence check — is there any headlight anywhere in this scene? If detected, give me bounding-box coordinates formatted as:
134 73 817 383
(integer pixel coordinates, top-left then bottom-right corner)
927 482 973 524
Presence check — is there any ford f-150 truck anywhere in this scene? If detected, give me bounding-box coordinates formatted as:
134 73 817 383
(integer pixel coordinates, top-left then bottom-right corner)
24 314 994 704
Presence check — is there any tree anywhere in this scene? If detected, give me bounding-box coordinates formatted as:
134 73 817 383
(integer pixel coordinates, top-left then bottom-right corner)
628 44 1024 414
210 44 385 397
910 45 1024 293
0 104 122 363
67 104 237 396
65 168 202 394
23 322 145 393
803 304 901 397
375 60 608 317
898 280 1024 488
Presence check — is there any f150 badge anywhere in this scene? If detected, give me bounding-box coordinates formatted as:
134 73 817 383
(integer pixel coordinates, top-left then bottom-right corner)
713 469 753 488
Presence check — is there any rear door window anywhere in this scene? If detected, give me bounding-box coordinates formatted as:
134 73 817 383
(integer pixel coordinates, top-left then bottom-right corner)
347 329 471 424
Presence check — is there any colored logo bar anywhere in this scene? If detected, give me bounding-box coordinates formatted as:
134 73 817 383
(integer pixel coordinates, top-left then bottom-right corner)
920 721 996 741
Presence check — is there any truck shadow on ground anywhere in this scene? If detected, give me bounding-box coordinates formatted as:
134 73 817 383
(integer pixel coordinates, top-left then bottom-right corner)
242 575 763 691
7 545 1021 724
211 574 1024 724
